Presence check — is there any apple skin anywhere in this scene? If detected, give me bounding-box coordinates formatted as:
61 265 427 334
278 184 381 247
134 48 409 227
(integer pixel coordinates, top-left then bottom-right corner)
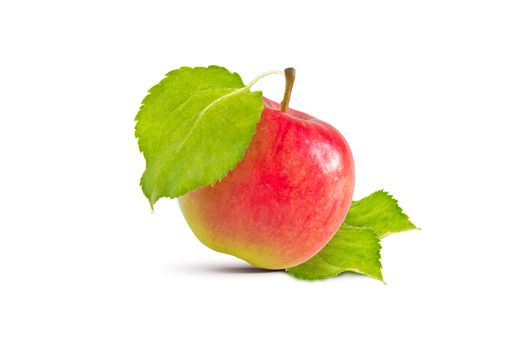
178 98 355 269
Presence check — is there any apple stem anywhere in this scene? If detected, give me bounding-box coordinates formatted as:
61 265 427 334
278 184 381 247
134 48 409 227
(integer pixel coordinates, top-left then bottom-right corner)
280 67 296 113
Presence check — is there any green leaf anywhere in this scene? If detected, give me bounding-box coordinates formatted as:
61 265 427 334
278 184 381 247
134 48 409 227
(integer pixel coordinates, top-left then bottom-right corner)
345 190 418 238
286 190 417 281
135 66 263 207
286 225 383 281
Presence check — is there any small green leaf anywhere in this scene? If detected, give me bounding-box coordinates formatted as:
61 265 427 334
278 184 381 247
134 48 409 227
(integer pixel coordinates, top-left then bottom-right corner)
286 225 383 281
346 190 417 238
286 190 417 281
135 66 263 207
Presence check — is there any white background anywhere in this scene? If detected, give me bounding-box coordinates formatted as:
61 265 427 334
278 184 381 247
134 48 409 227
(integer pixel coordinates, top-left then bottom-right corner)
1 1 524 349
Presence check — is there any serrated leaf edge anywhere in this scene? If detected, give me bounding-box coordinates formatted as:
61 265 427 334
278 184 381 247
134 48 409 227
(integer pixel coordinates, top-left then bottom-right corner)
372 189 419 237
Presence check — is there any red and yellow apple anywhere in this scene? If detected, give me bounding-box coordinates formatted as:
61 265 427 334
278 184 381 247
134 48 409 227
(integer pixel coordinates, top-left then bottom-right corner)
178 69 355 269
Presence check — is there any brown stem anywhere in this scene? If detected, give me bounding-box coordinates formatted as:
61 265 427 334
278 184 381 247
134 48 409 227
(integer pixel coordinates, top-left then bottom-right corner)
280 67 296 112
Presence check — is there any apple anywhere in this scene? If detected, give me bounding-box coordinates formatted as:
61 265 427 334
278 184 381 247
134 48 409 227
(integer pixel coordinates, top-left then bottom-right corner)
178 68 355 269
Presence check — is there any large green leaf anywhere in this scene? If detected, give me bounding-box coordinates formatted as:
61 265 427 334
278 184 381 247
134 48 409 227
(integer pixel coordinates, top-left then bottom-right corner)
135 66 263 207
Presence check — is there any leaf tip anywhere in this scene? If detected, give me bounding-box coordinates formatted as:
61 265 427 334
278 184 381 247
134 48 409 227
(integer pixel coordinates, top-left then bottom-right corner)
147 191 160 213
